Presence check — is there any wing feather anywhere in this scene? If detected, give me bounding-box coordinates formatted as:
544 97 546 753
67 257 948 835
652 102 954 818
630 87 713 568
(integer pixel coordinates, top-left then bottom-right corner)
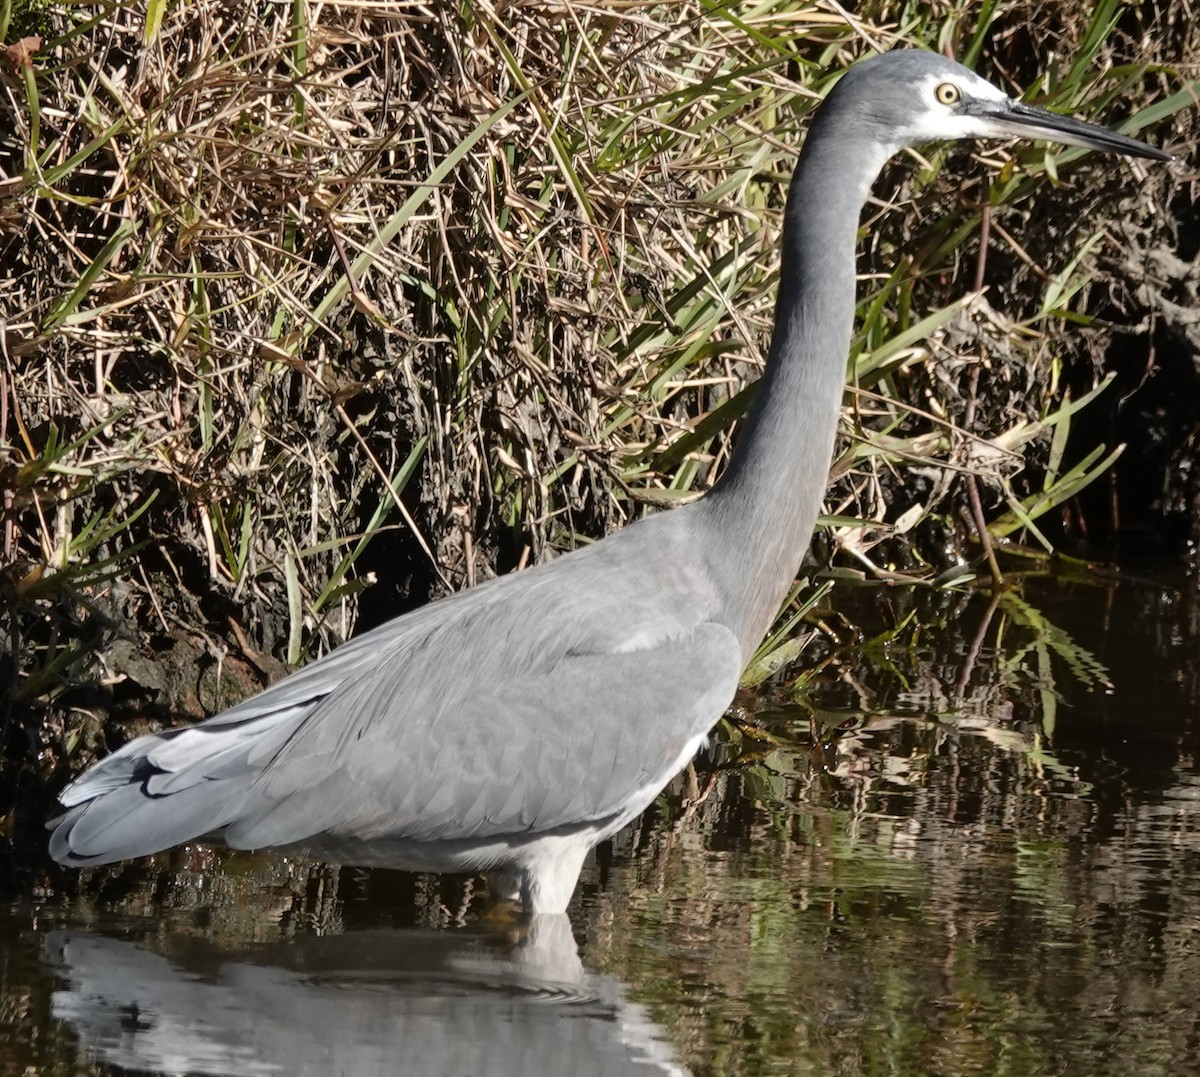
49 516 742 868
223 621 741 849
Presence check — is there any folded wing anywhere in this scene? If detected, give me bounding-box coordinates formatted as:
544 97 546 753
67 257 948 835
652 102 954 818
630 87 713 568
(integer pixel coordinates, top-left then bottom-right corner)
49 557 741 868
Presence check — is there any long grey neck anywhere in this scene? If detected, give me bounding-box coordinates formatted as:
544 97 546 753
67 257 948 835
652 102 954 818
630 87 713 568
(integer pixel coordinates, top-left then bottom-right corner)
697 127 892 655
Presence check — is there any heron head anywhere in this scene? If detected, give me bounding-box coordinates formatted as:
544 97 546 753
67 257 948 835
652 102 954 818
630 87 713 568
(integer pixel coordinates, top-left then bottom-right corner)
826 50 1170 162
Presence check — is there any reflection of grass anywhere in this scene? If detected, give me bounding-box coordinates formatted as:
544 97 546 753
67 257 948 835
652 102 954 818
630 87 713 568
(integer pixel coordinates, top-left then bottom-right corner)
589 715 1193 1077
590 795 1084 1076
588 580 1166 1074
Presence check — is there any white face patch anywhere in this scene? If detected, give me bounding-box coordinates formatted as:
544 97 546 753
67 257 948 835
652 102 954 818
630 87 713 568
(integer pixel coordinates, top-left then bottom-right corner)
904 70 1011 143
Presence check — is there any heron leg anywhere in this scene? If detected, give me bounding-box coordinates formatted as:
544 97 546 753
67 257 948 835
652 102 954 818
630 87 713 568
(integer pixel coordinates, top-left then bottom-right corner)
487 835 591 915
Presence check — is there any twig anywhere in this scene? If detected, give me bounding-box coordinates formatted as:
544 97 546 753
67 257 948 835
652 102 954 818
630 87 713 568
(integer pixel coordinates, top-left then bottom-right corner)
964 201 1004 585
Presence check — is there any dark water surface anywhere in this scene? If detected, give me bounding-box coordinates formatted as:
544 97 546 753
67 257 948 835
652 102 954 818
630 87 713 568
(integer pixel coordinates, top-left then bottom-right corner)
3 571 1200 1075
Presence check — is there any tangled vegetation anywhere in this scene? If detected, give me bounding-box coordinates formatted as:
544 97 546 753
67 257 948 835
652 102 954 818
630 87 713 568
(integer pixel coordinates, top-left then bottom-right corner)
0 1 1196 813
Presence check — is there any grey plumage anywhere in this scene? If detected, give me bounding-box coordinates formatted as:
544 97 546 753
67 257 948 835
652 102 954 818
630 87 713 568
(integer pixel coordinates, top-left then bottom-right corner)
48 49 1170 914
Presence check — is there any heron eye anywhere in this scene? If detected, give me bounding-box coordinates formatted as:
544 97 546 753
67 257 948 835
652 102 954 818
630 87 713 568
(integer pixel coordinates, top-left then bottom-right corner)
935 82 962 106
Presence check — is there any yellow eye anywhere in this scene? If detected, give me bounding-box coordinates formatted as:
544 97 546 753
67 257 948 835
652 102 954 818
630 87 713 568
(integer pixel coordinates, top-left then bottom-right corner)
935 82 961 106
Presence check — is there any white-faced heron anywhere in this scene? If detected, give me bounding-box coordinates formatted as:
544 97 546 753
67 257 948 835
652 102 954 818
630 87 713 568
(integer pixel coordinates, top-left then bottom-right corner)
48 50 1170 914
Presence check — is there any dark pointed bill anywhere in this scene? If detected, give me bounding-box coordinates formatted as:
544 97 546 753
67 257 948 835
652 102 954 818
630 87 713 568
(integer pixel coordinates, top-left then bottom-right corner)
970 99 1172 161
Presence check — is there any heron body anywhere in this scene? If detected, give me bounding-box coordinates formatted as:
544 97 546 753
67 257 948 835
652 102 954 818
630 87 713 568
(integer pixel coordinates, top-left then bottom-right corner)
49 50 1169 913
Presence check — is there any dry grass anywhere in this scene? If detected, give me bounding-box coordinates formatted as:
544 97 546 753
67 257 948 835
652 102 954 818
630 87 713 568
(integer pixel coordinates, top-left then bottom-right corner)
0 0 1195 771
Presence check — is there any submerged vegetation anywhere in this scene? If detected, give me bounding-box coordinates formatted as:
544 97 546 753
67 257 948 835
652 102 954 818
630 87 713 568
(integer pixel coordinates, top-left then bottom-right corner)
0 0 1196 812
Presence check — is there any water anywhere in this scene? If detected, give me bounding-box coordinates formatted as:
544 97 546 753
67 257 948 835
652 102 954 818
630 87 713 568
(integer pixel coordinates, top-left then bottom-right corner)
4 571 1200 1075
